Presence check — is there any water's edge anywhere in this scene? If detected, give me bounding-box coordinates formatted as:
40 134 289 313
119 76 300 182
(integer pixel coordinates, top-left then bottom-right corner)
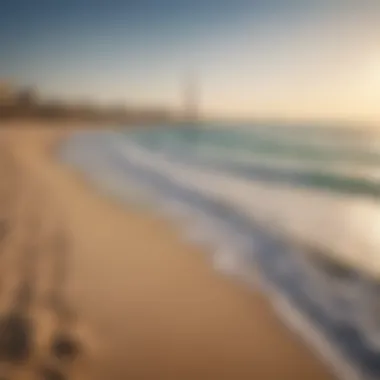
58 130 380 380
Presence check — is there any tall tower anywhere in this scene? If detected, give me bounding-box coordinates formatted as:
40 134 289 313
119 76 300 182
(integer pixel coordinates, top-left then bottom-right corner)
184 71 199 124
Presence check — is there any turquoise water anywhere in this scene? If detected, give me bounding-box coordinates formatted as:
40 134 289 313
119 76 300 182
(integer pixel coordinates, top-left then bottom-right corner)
60 125 380 380
131 127 380 165
129 126 380 198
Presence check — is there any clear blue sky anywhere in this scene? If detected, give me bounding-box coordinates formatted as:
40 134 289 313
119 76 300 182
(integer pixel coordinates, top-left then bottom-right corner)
2 1 380 122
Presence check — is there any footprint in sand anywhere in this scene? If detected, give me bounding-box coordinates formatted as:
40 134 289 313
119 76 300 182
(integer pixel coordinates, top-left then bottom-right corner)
0 190 98 380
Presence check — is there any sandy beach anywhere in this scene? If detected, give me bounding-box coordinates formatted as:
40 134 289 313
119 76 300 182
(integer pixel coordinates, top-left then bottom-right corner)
0 121 335 380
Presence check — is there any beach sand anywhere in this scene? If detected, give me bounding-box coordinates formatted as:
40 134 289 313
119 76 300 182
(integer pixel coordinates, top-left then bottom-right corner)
0 122 335 380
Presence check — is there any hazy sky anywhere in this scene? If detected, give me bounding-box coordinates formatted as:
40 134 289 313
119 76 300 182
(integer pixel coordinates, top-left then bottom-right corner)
2 0 380 122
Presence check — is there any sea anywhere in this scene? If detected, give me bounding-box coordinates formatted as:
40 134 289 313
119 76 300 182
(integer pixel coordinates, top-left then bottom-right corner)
59 124 380 380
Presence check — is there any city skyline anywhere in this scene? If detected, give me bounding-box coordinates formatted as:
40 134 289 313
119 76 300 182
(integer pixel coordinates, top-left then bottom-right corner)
2 1 380 125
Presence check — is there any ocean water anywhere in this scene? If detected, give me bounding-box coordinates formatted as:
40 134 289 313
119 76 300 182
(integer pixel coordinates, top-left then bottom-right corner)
60 125 380 380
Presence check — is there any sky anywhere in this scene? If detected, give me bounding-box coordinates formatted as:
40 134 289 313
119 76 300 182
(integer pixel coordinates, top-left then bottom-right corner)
2 0 380 123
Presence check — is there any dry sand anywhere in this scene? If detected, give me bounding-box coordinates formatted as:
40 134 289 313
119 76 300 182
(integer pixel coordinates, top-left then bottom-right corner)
0 122 335 380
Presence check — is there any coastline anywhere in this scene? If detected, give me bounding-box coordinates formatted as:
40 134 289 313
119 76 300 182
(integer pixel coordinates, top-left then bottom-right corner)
0 121 335 379
62 128 380 380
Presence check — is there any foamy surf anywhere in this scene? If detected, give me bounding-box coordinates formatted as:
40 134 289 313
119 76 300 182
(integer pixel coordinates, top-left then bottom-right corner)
59 127 380 380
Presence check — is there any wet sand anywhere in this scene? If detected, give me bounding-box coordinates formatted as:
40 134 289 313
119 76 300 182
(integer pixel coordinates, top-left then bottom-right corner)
0 122 335 379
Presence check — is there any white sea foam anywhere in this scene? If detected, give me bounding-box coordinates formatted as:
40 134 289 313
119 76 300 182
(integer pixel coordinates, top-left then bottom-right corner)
114 137 380 278
60 129 380 380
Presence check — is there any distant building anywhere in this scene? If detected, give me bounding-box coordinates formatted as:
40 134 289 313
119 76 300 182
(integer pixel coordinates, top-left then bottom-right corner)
0 83 39 108
0 81 15 105
16 87 38 107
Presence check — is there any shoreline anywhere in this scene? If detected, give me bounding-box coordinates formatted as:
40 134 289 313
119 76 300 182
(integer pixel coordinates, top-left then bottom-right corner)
60 127 380 380
0 121 335 379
